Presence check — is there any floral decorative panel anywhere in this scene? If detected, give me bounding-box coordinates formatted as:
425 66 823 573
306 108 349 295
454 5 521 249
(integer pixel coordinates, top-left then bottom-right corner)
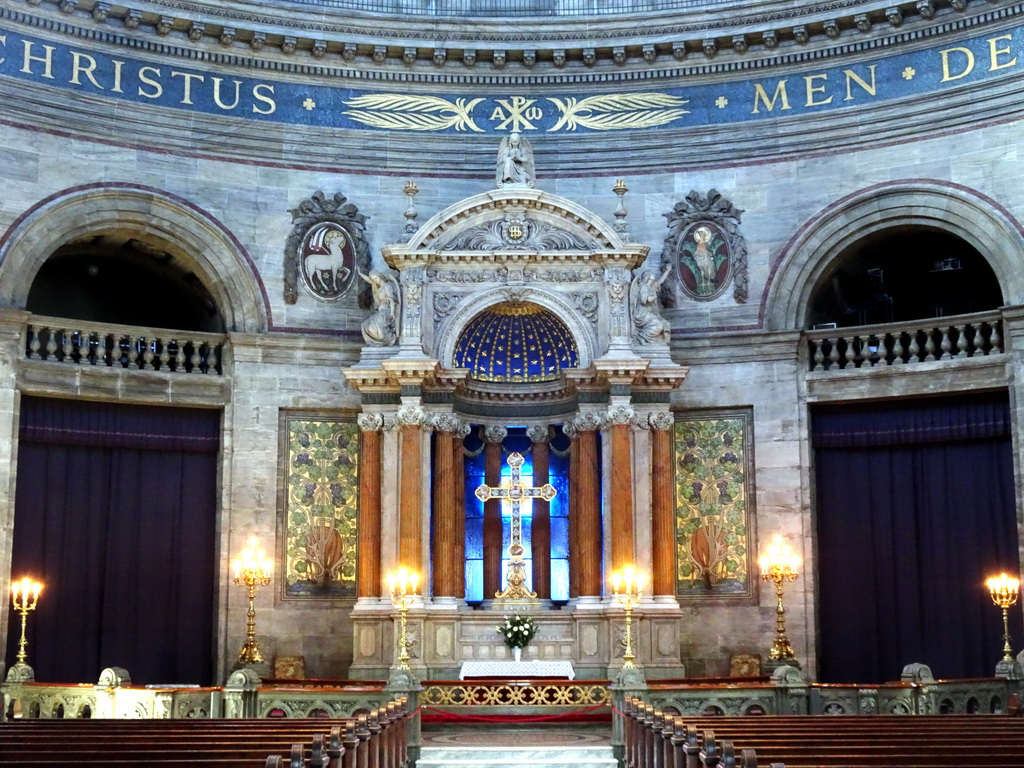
283 418 360 598
674 412 755 601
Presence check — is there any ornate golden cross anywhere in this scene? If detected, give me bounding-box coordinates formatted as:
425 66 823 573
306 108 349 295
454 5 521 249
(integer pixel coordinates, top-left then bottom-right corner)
475 452 557 600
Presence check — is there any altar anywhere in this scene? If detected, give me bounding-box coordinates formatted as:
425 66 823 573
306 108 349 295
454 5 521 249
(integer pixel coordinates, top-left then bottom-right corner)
459 660 576 680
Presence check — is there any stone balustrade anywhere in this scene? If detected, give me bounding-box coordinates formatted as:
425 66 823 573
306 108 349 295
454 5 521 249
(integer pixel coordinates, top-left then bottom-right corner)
24 316 226 376
807 312 1003 372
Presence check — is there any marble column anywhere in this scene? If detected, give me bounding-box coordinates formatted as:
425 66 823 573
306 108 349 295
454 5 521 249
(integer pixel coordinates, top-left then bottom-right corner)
397 406 426 571
357 413 385 599
431 414 466 599
575 413 603 598
452 421 470 599
528 424 552 600
608 405 637 572
649 411 676 597
566 422 580 599
482 425 507 599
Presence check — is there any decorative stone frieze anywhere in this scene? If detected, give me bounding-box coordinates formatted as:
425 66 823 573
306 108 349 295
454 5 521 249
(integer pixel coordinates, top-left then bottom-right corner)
493 50 506 69
887 7 903 26
59 0 75 14
433 48 446 66
91 2 109 20
523 49 536 67
916 0 935 19
642 44 656 63
672 42 687 60
188 22 204 41
613 47 626 65
124 10 141 28
732 36 747 54
282 36 296 54
552 49 566 68
343 42 357 61
250 31 265 50
794 26 809 44
403 47 415 65
463 50 476 67
855 14 871 32
763 30 778 49
312 40 327 58
583 48 596 66
220 27 235 45
824 20 840 39
373 45 386 63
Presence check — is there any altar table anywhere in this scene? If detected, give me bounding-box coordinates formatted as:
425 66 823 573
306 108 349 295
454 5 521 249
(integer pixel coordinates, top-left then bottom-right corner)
458 660 576 680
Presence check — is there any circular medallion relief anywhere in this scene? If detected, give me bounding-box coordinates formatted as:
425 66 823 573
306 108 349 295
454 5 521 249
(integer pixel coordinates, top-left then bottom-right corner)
676 221 732 301
300 222 355 301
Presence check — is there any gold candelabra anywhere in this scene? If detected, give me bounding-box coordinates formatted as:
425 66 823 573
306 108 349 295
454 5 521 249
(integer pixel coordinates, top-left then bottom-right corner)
11 576 43 666
387 568 419 670
987 573 1021 664
759 536 800 661
611 566 644 669
232 539 273 664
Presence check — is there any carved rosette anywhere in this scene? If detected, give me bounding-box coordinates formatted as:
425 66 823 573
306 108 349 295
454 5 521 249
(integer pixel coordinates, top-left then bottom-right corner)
662 189 748 304
284 191 371 306
357 413 385 432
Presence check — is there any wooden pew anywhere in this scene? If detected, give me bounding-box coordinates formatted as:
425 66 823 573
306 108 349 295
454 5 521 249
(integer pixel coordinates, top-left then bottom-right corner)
0 698 409 768
622 696 1024 768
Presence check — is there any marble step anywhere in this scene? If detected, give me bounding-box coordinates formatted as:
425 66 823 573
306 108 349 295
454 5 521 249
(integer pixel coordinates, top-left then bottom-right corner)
417 745 617 767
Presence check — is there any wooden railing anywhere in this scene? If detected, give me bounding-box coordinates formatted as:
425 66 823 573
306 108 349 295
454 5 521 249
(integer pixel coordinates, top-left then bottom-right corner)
807 312 1003 372
24 316 226 375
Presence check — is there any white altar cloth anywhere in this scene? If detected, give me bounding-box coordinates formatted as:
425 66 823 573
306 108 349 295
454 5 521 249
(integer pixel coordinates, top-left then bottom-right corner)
458 660 575 680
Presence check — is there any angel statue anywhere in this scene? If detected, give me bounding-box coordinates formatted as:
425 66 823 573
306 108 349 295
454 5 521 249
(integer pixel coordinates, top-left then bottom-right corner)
631 266 672 345
496 129 536 189
357 269 400 346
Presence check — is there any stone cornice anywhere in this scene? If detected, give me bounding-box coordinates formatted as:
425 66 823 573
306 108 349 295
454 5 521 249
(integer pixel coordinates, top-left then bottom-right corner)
6 0 1018 85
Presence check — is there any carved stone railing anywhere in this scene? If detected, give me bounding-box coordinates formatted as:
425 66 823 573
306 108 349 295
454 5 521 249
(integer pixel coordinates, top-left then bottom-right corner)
421 678 610 709
24 316 227 375
806 312 1003 373
642 665 1020 716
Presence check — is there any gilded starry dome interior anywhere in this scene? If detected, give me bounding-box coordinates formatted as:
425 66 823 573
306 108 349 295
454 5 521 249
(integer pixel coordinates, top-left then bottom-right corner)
453 302 579 383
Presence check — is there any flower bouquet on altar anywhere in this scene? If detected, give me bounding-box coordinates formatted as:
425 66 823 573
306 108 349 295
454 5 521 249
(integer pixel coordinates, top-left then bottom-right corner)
497 614 537 662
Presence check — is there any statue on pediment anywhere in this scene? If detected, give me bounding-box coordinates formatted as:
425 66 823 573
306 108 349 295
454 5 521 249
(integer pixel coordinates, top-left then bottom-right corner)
496 129 535 189
358 269 400 346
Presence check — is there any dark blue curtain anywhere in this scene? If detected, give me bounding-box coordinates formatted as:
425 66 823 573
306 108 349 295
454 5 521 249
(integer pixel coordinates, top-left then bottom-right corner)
6 396 220 685
813 391 1021 683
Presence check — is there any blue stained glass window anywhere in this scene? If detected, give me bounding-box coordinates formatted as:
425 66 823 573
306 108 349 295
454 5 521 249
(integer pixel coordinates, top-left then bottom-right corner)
463 431 486 601
548 433 570 601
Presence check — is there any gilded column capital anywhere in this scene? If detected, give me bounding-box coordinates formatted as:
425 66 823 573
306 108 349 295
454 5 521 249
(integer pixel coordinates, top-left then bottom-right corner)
484 425 508 444
526 424 550 444
357 413 385 432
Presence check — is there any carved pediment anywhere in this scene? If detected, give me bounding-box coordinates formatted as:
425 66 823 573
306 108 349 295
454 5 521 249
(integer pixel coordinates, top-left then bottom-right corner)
436 211 601 252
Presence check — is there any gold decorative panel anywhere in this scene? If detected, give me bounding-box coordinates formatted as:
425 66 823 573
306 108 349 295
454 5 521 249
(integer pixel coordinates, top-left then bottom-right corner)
282 417 359 598
673 412 755 601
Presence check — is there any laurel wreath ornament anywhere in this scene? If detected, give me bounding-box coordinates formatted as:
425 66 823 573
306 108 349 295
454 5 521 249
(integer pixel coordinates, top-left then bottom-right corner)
546 93 689 131
342 95 485 132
